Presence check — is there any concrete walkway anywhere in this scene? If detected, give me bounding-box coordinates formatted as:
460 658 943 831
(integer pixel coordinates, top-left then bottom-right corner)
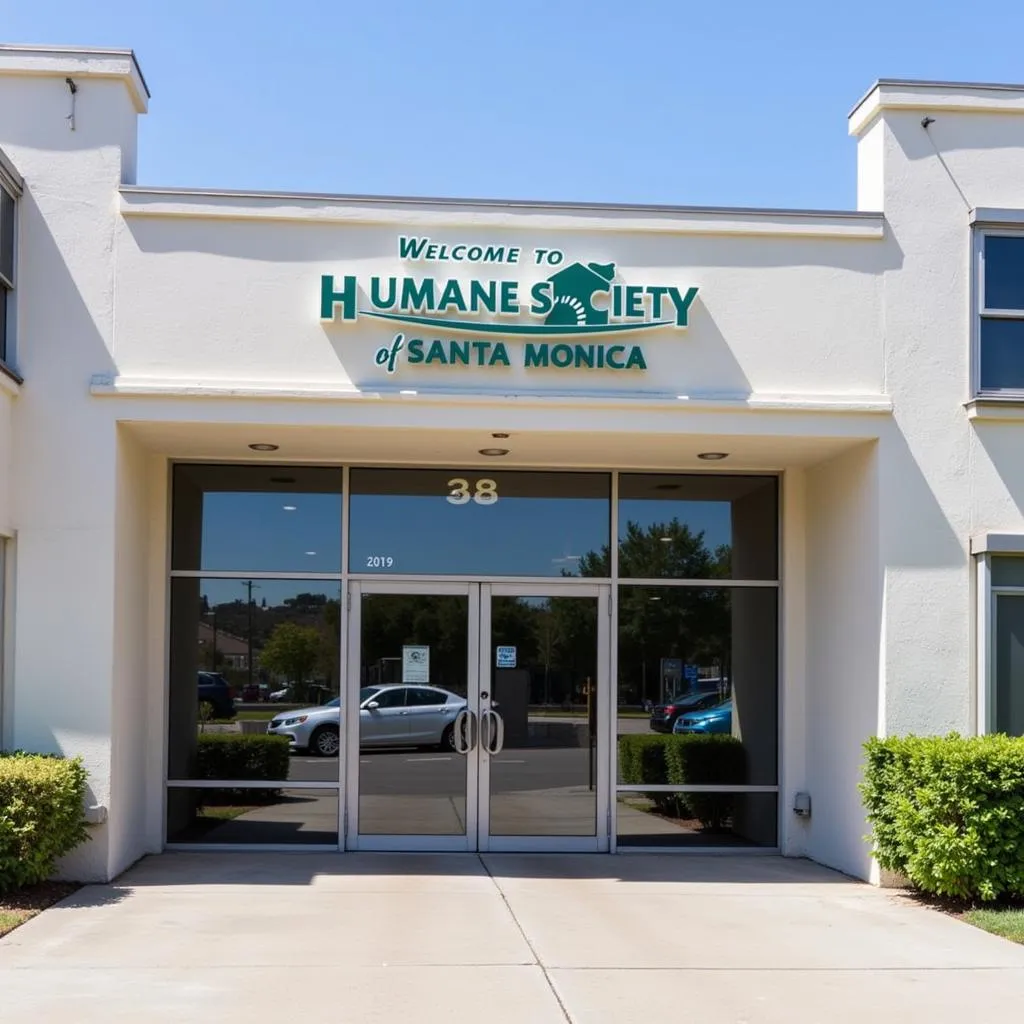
2 853 1023 1023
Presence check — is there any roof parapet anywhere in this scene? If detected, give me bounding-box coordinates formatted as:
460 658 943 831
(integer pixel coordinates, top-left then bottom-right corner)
0 44 149 113
850 78 1024 136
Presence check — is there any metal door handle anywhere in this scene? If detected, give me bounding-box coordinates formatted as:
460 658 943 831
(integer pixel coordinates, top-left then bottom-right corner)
452 709 476 754
482 708 505 755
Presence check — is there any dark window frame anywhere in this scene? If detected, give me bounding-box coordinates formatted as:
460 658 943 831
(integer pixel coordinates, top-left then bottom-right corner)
975 229 1024 397
0 181 17 378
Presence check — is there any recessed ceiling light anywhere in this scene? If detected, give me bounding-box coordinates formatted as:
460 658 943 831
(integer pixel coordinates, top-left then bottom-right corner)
479 448 509 457
697 452 729 461
491 432 510 439
283 505 297 512
248 443 279 452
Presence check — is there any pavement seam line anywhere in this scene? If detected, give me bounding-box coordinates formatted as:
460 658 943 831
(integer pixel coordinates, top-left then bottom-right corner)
478 854 575 1024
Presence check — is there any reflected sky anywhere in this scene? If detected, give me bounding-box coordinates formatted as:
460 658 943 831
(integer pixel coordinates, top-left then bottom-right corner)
179 469 771 580
350 493 609 576
199 492 342 573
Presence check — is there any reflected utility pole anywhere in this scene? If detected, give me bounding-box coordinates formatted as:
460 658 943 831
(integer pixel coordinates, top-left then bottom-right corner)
243 580 260 693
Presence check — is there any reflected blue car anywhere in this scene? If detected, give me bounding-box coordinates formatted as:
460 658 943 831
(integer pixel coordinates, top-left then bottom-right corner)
673 699 732 735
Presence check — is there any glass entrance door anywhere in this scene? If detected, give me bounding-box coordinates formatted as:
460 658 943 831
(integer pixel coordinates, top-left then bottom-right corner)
345 581 609 851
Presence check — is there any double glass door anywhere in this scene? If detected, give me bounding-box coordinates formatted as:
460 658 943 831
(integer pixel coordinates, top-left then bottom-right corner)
345 581 610 851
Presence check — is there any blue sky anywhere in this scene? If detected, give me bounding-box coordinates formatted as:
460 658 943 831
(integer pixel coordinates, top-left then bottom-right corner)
6 1 1024 209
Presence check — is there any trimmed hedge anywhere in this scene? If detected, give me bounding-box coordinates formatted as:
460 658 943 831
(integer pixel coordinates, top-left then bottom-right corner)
0 752 89 892
196 733 290 783
861 734 1024 901
618 733 747 828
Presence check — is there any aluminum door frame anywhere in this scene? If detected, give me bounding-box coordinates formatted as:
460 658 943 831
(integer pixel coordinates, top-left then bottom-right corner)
477 582 611 853
345 580 480 851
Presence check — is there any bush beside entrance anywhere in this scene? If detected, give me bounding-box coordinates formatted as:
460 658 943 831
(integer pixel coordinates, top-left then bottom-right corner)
862 734 1024 901
0 752 89 893
618 733 746 828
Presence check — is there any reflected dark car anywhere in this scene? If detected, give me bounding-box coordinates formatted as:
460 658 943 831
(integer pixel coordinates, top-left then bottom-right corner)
197 671 235 719
673 699 733 735
649 690 722 733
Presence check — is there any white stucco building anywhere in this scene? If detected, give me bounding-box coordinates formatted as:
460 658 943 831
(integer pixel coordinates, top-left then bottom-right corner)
1 45 1024 883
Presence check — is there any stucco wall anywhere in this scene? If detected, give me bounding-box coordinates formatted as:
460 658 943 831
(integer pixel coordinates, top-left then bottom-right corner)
805 443 881 879
853 93 1024 741
107 428 157 876
0 389 12 534
0 63 141 880
111 209 886 401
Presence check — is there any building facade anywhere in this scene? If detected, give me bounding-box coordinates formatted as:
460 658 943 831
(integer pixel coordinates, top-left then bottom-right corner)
1 46 1024 882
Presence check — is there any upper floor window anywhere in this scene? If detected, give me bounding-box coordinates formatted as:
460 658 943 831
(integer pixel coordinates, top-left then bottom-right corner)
977 232 1024 395
0 183 14 368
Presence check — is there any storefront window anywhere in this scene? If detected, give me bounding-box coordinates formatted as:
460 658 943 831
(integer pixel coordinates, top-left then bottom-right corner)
617 475 778 580
616 584 777 848
349 469 610 577
171 464 343 573
168 577 342 778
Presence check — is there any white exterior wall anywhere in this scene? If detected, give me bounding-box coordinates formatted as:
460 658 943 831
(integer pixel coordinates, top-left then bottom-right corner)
3 52 1024 880
851 86 1024 742
0 50 145 878
0 389 12 534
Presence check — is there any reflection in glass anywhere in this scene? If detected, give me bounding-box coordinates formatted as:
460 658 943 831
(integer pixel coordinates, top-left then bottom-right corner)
171 464 343 572
618 475 778 580
981 318 1024 391
357 594 469 835
985 236 1024 311
167 788 338 845
489 596 598 836
992 556 1024 587
350 469 610 577
994 594 1024 736
616 793 777 847
168 579 342 783
616 586 777 786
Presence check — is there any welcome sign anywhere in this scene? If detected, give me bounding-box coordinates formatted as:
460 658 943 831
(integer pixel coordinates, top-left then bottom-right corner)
320 237 699 374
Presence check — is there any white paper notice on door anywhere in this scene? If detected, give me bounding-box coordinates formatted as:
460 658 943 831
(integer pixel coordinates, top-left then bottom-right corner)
402 645 430 683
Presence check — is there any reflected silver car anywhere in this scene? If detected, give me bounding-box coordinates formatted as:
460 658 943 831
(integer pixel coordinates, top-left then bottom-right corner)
266 684 467 757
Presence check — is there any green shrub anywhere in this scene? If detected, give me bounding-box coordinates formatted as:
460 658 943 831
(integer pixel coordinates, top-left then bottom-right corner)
861 734 1024 901
0 752 89 892
196 733 290 783
618 733 747 826
666 734 747 830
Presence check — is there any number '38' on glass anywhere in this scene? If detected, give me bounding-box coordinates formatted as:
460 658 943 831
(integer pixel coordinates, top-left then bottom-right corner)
446 478 498 505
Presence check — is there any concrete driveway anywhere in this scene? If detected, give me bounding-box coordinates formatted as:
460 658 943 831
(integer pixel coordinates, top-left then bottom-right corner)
1 853 1023 1023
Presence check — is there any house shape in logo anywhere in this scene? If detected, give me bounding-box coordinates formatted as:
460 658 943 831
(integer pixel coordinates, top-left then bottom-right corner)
544 262 616 327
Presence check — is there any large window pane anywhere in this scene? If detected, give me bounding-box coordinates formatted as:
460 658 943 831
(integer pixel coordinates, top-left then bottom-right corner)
171 464 343 572
168 579 342 787
985 236 1024 311
167 788 337 845
616 586 777 786
618 475 777 580
350 469 610 577
994 594 1024 736
488 595 599 837
357 593 469 835
980 318 1024 391
617 793 777 848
